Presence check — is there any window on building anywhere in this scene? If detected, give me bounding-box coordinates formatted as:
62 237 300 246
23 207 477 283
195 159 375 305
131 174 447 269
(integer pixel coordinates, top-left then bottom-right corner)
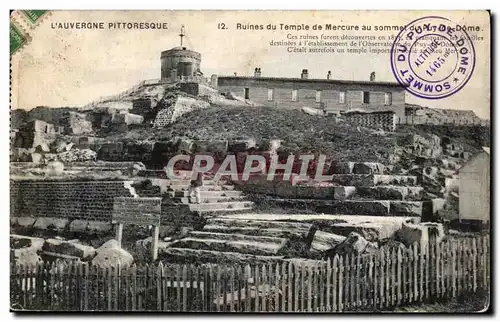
268 89 274 101
339 91 346 104
292 89 298 102
362 91 370 104
384 92 392 105
244 88 250 100
315 90 322 103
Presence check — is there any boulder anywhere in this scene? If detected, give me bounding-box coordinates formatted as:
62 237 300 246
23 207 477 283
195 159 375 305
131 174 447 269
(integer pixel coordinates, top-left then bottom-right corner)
86 221 112 233
30 153 43 163
352 162 385 175
11 235 44 252
228 139 257 153
34 143 50 153
178 138 194 154
69 220 89 233
45 161 64 176
333 186 357 200
51 218 69 231
309 231 346 255
16 217 36 228
331 232 378 256
14 248 42 266
33 218 69 231
92 239 134 267
42 239 96 260
33 218 53 230
396 222 429 247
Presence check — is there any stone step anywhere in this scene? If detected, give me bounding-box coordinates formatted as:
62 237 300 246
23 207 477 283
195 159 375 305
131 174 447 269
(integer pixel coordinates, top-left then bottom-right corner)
331 174 418 186
174 196 247 204
171 236 287 256
166 184 236 192
204 218 315 240
158 247 284 265
171 190 244 198
216 213 419 242
268 198 423 217
164 179 216 186
188 201 254 212
207 217 314 231
188 231 287 244
334 186 424 201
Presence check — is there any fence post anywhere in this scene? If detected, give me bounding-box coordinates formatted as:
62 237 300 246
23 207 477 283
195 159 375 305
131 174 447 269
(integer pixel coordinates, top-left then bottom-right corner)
385 249 391 307
483 235 489 290
281 261 287 312
391 248 397 306
288 262 293 312
156 263 163 311
314 261 320 312
183 265 189 312
436 240 441 298
230 266 235 312
307 263 312 312
274 263 280 312
457 239 463 294
397 247 402 305
114 263 120 311
344 254 350 310
332 256 338 312
472 238 478 292
260 264 266 312
379 249 385 310
451 239 457 298
254 264 260 312
244 264 251 312
338 256 344 312
294 263 299 312
131 264 137 311
326 259 331 311
356 254 361 308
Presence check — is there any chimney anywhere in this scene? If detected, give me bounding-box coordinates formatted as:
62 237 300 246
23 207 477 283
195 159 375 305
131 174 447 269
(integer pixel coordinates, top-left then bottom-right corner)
254 67 261 78
301 69 309 79
327 71 332 80
370 72 376 82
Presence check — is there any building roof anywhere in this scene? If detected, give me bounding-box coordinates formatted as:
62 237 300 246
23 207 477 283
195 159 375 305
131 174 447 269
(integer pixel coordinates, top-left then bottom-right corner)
217 76 406 88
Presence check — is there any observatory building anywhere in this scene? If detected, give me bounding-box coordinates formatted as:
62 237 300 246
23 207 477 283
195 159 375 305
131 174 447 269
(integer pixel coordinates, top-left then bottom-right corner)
160 26 202 81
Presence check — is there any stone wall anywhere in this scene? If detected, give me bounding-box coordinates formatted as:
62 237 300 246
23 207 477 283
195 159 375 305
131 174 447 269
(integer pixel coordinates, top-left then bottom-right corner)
10 180 135 221
343 111 396 132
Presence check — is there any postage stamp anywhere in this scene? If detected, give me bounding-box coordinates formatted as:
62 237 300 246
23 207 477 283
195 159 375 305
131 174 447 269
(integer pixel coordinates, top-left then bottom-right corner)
9 10 491 313
9 20 29 56
391 16 476 100
19 10 50 27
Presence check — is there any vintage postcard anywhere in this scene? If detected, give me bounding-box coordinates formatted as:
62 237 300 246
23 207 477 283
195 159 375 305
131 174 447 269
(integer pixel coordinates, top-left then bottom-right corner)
9 10 491 312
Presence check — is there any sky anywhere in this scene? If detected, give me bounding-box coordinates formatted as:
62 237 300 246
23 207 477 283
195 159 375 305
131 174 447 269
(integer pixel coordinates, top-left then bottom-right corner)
10 10 491 119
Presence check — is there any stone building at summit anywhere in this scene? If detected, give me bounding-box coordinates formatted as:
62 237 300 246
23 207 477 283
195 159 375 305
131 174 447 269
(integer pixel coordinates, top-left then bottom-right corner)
158 27 407 116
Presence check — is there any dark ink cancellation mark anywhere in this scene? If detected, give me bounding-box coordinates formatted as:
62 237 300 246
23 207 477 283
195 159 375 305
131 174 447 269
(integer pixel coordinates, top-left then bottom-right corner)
390 16 476 100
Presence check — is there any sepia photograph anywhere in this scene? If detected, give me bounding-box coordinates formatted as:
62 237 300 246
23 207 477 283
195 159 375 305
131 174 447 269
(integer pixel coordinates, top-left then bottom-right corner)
8 9 491 313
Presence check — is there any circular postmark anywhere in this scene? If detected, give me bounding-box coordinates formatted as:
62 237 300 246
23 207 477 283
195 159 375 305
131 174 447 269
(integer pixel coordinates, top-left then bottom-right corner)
390 16 476 99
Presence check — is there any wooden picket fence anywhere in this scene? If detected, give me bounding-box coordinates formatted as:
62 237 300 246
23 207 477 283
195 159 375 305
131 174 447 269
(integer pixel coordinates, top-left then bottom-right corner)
11 235 490 312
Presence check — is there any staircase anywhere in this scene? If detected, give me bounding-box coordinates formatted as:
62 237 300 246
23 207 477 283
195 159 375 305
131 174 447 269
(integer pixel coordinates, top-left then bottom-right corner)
152 162 435 264
158 178 255 214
